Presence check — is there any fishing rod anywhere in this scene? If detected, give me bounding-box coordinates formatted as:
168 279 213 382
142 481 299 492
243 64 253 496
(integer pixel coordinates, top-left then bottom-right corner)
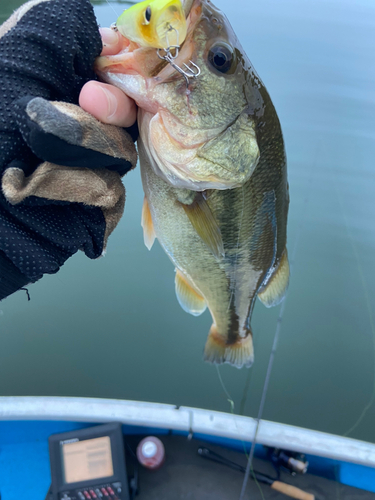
198 447 314 500
239 301 287 499
238 163 316 500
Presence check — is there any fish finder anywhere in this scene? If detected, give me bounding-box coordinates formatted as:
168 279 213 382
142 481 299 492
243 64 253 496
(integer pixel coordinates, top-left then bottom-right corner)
48 422 130 500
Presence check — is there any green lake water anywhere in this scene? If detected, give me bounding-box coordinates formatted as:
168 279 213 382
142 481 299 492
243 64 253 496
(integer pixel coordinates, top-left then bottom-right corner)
1 0 375 445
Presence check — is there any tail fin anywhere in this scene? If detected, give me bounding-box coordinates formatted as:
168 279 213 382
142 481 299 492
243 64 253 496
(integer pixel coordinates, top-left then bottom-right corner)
203 325 254 369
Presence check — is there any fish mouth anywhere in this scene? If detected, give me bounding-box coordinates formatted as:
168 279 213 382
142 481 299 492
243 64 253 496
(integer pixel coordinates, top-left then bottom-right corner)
94 0 201 90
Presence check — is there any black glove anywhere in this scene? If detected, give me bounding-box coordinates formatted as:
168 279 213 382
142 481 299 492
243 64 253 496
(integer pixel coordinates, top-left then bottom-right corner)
0 0 138 300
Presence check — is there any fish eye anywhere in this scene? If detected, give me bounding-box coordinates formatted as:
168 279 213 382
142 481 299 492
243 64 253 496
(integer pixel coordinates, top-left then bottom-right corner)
144 6 152 24
208 44 234 74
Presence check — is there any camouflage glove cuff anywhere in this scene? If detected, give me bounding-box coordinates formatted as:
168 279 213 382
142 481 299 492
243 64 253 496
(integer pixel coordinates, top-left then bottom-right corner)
0 0 137 301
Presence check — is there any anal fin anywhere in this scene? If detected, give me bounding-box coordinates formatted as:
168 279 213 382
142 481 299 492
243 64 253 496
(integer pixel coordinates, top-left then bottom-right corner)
258 249 290 308
175 269 207 316
180 193 224 260
141 196 156 250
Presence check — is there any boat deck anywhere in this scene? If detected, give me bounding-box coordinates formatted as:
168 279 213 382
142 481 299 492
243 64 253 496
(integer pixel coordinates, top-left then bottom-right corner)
128 434 375 500
1 420 374 500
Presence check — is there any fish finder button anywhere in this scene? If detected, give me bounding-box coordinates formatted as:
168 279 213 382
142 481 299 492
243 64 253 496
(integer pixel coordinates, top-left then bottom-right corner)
112 483 122 494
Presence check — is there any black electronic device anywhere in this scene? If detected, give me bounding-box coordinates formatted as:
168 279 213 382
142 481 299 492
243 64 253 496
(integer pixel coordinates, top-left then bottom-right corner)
48 423 130 500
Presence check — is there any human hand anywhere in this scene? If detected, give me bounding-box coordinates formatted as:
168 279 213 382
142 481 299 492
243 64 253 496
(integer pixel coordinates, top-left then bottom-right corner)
0 0 137 301
79 28 137 129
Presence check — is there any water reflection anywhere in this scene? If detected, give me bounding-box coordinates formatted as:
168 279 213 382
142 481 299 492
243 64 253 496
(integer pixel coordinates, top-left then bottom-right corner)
0 0 374 444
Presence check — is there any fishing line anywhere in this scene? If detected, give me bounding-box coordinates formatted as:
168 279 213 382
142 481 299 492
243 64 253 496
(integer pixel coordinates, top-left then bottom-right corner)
216 364 233 404
335 469 341 500
215 365 247 457
215 365 266 500
332 173 375 437
105 0 138 18
239 300 286 500
105 0 120 18
238 156 316 500
239 368 253 416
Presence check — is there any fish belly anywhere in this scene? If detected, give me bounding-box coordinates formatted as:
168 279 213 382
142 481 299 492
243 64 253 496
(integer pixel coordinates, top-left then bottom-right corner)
139 138 279 368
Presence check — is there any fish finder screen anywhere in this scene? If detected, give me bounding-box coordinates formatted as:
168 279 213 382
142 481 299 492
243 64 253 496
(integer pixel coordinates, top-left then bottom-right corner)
62 436 114 484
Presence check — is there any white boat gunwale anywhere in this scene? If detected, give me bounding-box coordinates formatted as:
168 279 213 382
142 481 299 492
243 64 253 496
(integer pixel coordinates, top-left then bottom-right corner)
1 396 374 469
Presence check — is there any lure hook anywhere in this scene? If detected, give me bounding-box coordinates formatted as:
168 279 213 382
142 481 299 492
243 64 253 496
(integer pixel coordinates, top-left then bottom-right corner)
157 51 201 86
157 24 201 86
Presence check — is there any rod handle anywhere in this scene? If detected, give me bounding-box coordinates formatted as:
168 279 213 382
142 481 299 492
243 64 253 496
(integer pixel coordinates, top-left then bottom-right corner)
271 481 315 500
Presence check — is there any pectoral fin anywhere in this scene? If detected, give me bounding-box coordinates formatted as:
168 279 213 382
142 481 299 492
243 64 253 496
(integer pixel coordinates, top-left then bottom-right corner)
175 269 207 316
141 196 156 250
180 193 224 259
258 249 290 308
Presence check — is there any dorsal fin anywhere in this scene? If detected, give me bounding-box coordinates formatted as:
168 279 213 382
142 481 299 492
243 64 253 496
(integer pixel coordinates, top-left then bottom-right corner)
179 193 224 260
175 269 207 316
258 249 290 308
141 196 156 250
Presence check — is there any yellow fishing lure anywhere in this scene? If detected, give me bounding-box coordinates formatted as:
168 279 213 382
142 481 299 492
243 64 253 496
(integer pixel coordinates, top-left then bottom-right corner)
116 0 187 49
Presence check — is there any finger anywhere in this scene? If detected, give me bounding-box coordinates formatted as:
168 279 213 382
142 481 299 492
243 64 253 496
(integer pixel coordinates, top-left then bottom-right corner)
100 27 123 56
79 81 137 128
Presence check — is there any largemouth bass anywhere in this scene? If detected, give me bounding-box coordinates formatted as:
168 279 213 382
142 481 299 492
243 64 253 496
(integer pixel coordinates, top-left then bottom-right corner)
96 0 290 368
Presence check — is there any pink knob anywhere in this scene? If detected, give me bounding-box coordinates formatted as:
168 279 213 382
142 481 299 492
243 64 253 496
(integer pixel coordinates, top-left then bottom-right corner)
136 436 165 470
